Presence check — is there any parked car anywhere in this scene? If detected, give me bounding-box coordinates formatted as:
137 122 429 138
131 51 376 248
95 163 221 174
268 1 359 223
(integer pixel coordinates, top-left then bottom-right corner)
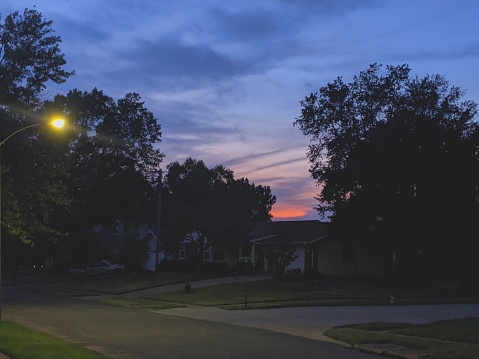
70 260 125 278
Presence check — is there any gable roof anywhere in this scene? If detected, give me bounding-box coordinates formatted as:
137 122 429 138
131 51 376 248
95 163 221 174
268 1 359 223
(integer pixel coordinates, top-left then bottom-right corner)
139 229 157 241
247 220 330 245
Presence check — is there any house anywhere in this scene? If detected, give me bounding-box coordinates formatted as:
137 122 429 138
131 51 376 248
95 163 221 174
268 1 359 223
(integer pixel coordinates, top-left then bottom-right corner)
176 231 243 269
315 233 387 277
68 221 165 272
176 231 212 262
248 220 329 274
248 220 387 277
139 220 387 276
138 229 160 272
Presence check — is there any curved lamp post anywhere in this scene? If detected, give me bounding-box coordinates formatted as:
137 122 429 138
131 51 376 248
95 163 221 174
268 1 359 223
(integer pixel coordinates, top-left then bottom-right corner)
0 118 65 321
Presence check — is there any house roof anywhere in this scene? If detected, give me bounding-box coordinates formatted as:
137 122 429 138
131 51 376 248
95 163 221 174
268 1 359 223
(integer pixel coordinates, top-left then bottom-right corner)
247 220 330 245
140 229 157 241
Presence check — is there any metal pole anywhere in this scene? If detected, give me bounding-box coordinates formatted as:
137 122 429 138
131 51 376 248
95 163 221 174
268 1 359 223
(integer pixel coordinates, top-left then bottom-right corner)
0 143 3 321
244 259 248 308
155 169 162 272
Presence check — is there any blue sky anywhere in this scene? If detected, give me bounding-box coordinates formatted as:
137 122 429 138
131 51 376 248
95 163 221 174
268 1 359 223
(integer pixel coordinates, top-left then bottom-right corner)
1 0 478 220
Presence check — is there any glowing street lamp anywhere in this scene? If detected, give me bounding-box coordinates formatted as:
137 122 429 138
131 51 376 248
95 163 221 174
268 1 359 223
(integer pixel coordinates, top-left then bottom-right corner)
0 119 65 146
51 118 65 129
0 118 65 321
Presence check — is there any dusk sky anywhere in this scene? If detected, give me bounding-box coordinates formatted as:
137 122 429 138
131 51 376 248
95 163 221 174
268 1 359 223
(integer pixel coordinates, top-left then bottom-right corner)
1 1 478 221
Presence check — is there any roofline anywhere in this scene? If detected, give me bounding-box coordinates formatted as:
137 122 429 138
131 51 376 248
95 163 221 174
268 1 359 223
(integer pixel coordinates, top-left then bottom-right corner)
250 234 278 243
290 233 330 245
251 232 330 245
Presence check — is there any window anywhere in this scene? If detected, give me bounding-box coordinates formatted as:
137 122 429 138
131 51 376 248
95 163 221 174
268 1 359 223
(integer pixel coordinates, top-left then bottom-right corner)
179 244 186 260
203 246 213 262
239 245 251 259
203 250 211 261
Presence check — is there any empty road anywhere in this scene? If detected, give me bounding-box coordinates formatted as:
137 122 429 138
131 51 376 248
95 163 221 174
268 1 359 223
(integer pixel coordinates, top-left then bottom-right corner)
4 285 378 359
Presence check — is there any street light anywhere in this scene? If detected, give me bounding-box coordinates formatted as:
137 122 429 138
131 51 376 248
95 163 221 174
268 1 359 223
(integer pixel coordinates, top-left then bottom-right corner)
0 118 65 321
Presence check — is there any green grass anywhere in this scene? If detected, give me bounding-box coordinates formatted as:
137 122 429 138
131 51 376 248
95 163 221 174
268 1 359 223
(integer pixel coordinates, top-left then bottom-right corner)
64 272 215 294
0 321 109 359
58 272 478 310
97 297 186 310
324 318 479 359
142 278 479 309
393 318 479 344
144 280 301 306
221 298 394 310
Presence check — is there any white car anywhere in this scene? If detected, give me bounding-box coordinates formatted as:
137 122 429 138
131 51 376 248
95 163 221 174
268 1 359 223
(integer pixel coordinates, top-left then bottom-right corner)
70 260 125 277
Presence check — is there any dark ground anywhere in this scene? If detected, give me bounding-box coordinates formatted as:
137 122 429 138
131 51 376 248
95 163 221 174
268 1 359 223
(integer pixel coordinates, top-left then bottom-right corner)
3 283 378 359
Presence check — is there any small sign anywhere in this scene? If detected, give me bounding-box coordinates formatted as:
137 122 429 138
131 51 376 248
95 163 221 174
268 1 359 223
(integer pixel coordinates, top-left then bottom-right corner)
240 256 251 261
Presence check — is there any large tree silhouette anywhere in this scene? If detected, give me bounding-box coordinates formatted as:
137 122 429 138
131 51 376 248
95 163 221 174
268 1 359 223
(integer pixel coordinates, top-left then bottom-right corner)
1 8 73 242
162 158 276 270
47 88 164 229
0 8 73 107
295 64 479 282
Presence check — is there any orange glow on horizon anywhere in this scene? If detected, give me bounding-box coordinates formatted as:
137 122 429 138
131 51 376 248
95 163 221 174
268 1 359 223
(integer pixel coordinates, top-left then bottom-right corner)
271 207 308 219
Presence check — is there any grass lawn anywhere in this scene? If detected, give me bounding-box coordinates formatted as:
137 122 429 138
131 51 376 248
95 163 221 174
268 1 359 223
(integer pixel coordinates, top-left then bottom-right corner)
0 321 109 359
96 297 186 310
324 318 479 359
142 278 479 309
144 279 295 306
53 271 478 310
63 272 217 294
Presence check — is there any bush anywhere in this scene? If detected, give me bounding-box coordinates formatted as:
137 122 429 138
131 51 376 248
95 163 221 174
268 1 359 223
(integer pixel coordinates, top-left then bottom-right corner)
284 268 302 281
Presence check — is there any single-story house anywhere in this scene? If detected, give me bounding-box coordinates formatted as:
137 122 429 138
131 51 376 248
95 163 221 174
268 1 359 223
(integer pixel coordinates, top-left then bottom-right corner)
138 229 161 271
247 220 387 277
316 233 387 277
248 220 329 274
176 231 243 268
139 220 388 276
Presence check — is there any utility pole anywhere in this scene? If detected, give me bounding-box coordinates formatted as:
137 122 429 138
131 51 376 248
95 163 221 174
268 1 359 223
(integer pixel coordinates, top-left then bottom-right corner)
155 169 163 272
244 259 248 308
240 256 251 308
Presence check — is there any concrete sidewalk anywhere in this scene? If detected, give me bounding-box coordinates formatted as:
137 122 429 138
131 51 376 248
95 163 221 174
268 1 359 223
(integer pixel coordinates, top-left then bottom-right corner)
151 303 479 343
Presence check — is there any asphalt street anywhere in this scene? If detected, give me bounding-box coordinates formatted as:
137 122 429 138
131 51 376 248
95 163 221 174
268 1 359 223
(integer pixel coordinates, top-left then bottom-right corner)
127 276 479 342
3 277 479 359
153 303 479 343
3 284 377 359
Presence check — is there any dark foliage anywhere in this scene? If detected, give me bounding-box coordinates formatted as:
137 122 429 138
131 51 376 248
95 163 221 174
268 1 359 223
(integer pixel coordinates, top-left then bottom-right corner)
161 158 276 268
295 64 479 282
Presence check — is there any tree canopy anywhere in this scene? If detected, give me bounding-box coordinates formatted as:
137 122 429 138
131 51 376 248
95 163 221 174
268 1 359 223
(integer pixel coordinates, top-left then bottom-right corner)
1 8 73 242
294 64 479 279
47 88 164 229
162 158 276 258
0 8 163 267
0 8 74 107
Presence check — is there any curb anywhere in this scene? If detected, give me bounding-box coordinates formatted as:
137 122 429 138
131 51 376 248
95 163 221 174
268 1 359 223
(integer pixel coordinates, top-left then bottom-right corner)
355 343 418 359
